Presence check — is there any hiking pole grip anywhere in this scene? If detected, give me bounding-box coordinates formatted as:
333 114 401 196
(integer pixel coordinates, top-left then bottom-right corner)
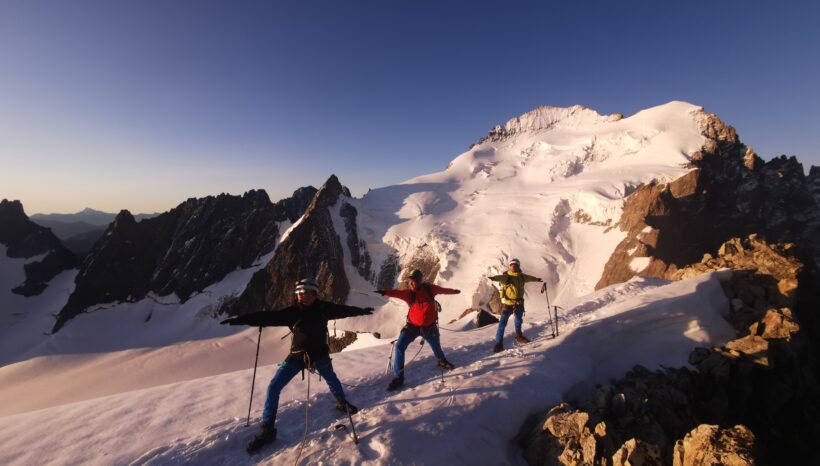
246 326 263 427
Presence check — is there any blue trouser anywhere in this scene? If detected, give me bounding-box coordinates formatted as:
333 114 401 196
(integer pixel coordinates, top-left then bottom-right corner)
393 324 447 377
495 303 525 344
261 354 347 424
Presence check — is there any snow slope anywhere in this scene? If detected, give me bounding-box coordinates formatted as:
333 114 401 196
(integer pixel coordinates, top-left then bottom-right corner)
0 245 76 365
0 250 290 415
0 272 735 465
342 101 709 337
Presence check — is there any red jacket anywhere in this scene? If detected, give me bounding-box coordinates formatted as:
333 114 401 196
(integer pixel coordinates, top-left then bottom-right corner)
380 284 459 326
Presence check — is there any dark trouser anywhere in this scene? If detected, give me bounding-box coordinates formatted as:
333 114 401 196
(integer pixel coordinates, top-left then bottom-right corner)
392 324 447 377
261 354 346 424
495 303 525 344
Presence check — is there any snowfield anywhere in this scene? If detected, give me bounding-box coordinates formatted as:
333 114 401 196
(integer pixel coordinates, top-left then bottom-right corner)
0 101 733 465
0 273 735 465
341 101 708 337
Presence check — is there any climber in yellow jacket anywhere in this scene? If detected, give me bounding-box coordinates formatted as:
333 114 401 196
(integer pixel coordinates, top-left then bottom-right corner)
488 258 542 353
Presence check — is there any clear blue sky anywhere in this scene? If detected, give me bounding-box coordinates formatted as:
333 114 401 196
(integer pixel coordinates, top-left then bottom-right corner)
1 0 818 214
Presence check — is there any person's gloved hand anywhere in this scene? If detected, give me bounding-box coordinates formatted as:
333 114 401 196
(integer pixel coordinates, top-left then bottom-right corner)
454 289 461 294
537 278 543 282
374 290 386 296
220 317 241 325
364 307 375 314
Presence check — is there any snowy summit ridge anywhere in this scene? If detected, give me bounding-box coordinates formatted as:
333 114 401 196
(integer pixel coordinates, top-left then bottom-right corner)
476 104 623 145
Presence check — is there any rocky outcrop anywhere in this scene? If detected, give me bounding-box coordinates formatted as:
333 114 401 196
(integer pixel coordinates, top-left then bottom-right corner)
371 244 443 295
53 187 316 332
523 367 702 465
328 330 358 353
597 112 820 290
227 175 353 315
673 235 800 334
453 308 500 328
525 236 819 465
0 199 77 296
522 403 600 466
672 425 756 466
376 253 400 290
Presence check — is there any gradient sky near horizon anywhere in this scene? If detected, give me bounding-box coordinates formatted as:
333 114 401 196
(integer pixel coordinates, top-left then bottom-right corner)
2 0 819 215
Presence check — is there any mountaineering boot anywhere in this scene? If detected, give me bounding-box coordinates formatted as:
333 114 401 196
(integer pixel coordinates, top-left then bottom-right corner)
437 358 455 370
387 374 404 391
515 333 530 344
493 342 504 353
246 421 277 455
335 398 359 415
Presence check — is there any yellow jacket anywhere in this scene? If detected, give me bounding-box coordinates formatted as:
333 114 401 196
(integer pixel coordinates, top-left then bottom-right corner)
489 271 541 305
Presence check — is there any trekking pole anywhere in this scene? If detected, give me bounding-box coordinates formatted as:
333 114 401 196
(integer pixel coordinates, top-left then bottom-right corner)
542 283 555 339
346 406 360 444
553 306 559 337
246 326 263 427
386 340 396 374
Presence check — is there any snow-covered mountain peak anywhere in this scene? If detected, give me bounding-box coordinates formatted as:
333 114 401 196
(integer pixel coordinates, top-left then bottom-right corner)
506 103 619 130
349 101 715 328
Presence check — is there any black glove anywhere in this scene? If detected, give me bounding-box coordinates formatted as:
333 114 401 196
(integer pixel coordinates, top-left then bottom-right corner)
220 317 240 325
454 289 461 294
537 278 543 282
364 307 375 314
374 290 386 296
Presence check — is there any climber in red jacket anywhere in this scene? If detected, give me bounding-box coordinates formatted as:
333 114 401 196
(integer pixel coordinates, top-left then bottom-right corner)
377 269 460 391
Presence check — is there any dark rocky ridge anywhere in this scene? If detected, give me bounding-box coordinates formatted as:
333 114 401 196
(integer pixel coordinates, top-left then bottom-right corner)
227 175 356 316
597 112 820 290
0 199 77 296
809 165 820 206
52 187 317 332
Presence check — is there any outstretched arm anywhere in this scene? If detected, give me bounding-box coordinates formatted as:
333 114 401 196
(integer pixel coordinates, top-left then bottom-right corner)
323 303 375 320
376 289 413 305
221 307 299 327
488 274 508 283
522 273 543 283
429 284 460 295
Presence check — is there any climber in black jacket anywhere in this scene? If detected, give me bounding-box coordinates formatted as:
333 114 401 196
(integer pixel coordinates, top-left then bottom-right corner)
222 278 374 454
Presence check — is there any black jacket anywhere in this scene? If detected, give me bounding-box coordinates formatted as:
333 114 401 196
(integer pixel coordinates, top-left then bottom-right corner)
225 300 372 362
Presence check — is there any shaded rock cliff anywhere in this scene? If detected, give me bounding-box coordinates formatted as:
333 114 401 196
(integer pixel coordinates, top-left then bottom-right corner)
52 187 316 332
227 175 356 315
597 113 820 290
0 199 77 296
